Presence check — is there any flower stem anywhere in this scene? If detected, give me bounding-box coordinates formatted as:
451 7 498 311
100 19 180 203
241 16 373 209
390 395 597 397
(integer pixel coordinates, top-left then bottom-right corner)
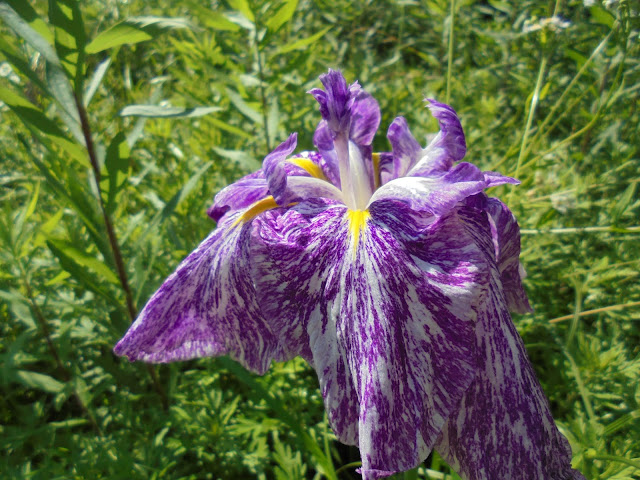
74 92 169 411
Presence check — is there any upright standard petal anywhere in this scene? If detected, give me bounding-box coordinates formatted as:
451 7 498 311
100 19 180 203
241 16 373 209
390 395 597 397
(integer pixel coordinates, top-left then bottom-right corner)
308 69 360 134
406 100 467 178
254 200 492 479
387 116 423 180
114 214 280 374
434 208 583 480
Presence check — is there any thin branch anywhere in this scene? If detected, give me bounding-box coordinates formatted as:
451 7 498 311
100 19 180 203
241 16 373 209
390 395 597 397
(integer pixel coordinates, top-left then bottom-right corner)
74 92 168 411
549 301 640 324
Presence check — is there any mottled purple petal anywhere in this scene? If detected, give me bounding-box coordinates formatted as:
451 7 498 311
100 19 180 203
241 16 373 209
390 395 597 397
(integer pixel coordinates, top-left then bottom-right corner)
485 198 532 313
386 116 422 180
350 91 381 146
313 121 341 186
254 200 491 479
484 171 520 188
369 162 487 216
262 133 299 203
433 208 582 480
309 69 360 134
114 215 280 374
406 100 467 177
207 170 268 222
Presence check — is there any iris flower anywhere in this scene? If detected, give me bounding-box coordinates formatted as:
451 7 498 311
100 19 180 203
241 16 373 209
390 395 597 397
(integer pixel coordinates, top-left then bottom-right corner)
115 70 584 480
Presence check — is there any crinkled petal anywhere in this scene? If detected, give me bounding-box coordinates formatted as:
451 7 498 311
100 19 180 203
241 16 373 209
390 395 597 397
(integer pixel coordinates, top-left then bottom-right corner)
254 200 489 479
207 170 268 222
407 100 466 177
368 162 487 216
387 116 422 180
308 69 360 134
114 215 280 374
263 133 299 204
434 208 583 480
485 197 532 313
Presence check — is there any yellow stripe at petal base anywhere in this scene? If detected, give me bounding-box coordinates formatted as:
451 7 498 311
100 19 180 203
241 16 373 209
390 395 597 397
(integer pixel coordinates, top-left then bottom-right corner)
233 196 281 227
346 209 370 255
288 157 328 181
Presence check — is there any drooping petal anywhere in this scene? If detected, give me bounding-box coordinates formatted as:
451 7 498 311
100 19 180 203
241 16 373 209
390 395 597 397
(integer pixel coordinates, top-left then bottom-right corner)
433 208 582 480
484 197 532 313
368 162 487 216
386 116 423 180
207 170 268 222
406 100 467 177
254 200 491 479
114 215 280 374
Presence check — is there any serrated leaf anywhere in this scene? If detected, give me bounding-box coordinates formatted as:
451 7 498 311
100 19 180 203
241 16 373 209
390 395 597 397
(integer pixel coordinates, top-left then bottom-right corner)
85 16 192 54
266 0 298 33
275 26 331 54
119 104 220 118
15 370 65 393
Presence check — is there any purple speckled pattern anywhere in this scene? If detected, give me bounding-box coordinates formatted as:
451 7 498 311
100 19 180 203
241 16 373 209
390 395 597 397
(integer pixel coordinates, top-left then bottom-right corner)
114 69 584 480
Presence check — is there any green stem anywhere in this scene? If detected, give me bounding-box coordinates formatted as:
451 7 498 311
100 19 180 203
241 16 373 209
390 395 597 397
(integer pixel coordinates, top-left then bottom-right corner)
73 92 169 412
445 0 455 104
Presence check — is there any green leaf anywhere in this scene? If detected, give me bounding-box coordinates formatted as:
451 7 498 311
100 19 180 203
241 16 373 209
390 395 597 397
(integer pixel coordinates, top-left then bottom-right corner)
0 0 54 44
85 16 192 54
47 238 119 285
275 26 331 54
119 104 221 118
0 2 82 138
0 86 87 166
15 370 65 393
225 88 262 125
84 57 111 107
266 0 298 33
227 0 254 22
48 0 87 89
104 132 130 215
589 6 615 28
185 2 240 32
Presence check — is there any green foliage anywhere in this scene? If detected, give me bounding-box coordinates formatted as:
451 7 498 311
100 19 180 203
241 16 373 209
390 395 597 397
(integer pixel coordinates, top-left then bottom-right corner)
0 0 638 479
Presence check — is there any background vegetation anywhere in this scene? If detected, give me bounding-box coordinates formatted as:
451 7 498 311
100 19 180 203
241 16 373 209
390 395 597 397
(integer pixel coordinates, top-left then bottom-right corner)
0 0 638 478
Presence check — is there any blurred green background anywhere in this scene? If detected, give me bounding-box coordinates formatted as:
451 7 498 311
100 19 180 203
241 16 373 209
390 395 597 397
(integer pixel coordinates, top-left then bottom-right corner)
0 0 638 478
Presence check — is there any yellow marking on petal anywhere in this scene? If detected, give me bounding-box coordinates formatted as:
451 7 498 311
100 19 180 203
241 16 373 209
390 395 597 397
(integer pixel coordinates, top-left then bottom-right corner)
233 195 281 227
346 209 370 256
372 152 381 189
288 157 328 182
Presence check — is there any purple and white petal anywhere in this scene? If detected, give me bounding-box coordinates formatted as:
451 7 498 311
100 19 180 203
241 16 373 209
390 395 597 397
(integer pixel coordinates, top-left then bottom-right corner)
207 170 268 222
484 171 520 188
114 215 280 374
369 162 487 216
387 116 422 180
262 133 299 205
406 100 467 178
349 91 381 147
308 69 360 135
485 198 532 314
254 201 489 479
434 208 581 479
313 121 341 186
